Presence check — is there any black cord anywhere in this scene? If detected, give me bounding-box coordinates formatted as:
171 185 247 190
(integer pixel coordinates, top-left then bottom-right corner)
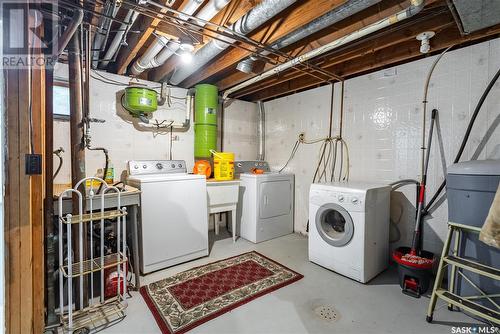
424 66 500 215
53 154 63 178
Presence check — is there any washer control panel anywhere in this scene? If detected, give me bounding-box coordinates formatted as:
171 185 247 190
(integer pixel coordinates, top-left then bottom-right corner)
235 160 271 174
128 160 186 175
310 189 363 209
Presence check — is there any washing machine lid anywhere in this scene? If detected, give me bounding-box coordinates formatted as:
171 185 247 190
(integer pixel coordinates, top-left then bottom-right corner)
315 203 354 247
127 173 204 183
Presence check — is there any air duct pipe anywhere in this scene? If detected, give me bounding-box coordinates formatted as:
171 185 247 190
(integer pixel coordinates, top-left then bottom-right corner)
169 0 299 85
236 0 381 73
145 0 231 71
92 0 120 68
223 0 425 99
53 9 84 59
130 0 205 75
100 9 140 68
257 101 265 161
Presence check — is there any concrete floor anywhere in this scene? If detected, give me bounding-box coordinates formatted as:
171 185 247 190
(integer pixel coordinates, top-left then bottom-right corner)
102 232 475 334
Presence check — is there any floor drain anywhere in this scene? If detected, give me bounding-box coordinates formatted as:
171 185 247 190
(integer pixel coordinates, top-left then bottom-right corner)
313 305 340 322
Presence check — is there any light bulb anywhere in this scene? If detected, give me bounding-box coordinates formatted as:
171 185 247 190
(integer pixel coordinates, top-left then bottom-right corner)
180 51 193 64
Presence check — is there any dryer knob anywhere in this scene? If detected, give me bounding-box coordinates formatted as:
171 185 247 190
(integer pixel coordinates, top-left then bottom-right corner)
351 197 359 204
338 195 344 202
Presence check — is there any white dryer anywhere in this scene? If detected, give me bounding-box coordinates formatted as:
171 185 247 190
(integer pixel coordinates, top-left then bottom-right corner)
309 182 390 283
236 161 294 243
127 160 208 274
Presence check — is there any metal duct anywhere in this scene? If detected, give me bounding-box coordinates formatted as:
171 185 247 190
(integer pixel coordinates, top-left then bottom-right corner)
148 0 231 70
223 0 425 99
92 0 120 68
100 9 139 68
53 9 84 59
130 0 204 75
169 0 299 85
257 101 265 161
236 0 381 73
450 0 500 34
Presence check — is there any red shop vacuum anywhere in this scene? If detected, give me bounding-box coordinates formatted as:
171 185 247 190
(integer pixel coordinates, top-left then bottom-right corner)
392 109 438 298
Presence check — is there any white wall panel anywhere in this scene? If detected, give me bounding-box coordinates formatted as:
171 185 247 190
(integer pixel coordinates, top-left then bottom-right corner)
265 38 500 254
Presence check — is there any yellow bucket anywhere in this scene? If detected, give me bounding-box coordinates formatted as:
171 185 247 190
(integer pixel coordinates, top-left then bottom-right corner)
211 150 235 181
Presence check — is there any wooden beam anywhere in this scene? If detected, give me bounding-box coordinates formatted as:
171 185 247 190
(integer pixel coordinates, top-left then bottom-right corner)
149 0 264 82
232 10 455 97
30 60 46 334
216 0 441 91
177 0 347 87
240 24 500 101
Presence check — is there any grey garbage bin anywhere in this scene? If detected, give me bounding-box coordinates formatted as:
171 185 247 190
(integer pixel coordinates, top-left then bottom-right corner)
447 159 500 308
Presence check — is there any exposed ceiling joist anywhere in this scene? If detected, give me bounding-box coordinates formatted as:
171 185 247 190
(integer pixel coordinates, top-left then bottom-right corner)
231 10 454 98
240 23 500 101
215 0 444 91
148 0 262 82
176 0 348 88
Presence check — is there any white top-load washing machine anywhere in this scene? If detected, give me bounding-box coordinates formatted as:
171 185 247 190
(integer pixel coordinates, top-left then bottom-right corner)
127 160 208 274
236 161 294 243
309 181 390 283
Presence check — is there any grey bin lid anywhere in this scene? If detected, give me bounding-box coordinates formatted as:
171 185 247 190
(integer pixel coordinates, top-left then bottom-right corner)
447 159 500 176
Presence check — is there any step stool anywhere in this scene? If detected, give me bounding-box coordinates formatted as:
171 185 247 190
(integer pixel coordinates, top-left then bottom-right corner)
426 222 500 325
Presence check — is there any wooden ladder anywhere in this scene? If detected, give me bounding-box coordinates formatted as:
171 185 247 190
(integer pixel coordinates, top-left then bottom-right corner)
426 222 500 325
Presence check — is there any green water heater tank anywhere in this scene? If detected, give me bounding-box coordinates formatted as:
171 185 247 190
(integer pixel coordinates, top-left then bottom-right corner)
195 84 218 125
194 84 218 158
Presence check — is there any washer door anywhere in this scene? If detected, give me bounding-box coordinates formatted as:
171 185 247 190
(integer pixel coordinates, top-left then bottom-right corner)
315 203 354 247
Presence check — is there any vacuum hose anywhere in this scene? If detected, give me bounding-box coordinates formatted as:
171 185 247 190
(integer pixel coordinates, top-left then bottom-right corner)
424 67 500 215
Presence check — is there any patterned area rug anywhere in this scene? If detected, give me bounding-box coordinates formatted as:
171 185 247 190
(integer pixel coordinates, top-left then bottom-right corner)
140 251 303 334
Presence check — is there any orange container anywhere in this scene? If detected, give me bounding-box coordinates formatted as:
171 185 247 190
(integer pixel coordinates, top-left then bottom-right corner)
193 160 212 179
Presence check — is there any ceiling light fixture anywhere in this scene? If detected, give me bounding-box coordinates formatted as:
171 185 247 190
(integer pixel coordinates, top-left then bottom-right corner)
178 41 195 64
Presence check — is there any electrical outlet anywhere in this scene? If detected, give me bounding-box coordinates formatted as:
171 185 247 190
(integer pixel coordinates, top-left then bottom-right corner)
171 135 180 141
299 132 305 142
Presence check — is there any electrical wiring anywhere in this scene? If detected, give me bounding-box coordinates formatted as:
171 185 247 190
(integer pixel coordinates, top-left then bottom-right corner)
278 134 350 182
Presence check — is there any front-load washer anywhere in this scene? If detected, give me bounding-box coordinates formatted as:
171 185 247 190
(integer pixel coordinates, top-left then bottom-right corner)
309 182 390 283
236 161 294 243
127 160 208 274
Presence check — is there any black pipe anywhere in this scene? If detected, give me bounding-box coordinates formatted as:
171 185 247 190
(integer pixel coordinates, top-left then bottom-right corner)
424 67 500 215
87 147 109 194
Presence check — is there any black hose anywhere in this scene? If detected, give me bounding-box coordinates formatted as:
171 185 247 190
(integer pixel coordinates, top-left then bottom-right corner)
53 153 63 178
424 66 500 215
87 147 109 194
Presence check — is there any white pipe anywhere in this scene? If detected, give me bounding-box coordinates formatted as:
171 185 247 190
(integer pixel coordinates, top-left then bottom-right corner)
131 35 169 75
137 90 194 130
223 0 425 99
257 101 265 161
149 0 231 69
130 0 204 75
100 10 139 68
